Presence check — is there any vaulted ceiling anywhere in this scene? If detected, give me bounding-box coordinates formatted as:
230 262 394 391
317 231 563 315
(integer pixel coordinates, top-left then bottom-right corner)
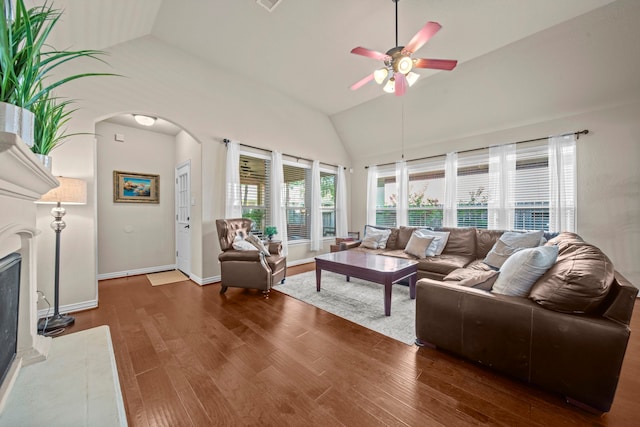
45 0 616 116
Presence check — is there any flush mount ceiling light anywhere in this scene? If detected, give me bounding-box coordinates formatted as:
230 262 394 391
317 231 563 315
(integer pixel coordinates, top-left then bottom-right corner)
133 114 157 126
349 0 458 96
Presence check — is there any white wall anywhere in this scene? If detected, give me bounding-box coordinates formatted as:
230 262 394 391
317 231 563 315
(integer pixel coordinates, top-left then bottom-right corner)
95 121 177 276
42 35 351 309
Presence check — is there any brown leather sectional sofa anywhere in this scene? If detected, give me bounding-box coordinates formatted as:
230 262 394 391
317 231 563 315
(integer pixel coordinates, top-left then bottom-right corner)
343 225 637 412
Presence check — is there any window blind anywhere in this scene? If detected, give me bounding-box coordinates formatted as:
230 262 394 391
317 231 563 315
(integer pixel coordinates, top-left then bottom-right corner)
239 154 271 236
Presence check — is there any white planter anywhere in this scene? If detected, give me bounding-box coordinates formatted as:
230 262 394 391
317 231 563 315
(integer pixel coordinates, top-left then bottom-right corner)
0 102 35 148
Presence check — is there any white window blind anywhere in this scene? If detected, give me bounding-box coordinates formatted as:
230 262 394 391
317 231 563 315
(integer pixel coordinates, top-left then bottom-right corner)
456 150 489 228
407 158 445 228
375 166 396 227
515 144 550 230
283 164 310 240
239 153 271 237
320 171 336 237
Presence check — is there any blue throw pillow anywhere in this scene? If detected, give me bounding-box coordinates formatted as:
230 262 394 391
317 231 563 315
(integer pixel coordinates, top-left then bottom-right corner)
492 245 559 297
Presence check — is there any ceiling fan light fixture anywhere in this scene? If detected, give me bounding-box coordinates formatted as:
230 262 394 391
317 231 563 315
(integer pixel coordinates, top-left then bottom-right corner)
397 56 413 74
383 78 395 93
133 114 157 126
373 68 389 84
406 71 420 87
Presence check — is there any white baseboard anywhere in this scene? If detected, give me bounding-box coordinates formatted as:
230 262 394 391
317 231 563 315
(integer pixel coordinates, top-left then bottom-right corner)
198 275 221 286
97 264 177 281
287 257 315 267
37 298 98 319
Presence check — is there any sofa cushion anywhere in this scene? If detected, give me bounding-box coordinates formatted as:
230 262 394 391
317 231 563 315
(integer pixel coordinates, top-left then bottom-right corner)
404 232 435 258
443 268 499 290
437 227 476 257
397 226 418 249
492 245 559 297
348 246 388 256
529 240 615 314
416 254 475 276
475 229 505 259
483 230 544 269
386 228 400 250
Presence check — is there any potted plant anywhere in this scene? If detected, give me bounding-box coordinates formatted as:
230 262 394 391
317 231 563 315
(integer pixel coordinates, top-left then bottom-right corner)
264 226 278 241
0 0 114 150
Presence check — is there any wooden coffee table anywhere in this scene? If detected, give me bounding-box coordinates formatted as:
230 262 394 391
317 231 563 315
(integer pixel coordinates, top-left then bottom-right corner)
314 251 418 316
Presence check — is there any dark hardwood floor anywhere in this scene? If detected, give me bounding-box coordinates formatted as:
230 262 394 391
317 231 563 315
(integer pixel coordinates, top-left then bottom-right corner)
62 264 640 426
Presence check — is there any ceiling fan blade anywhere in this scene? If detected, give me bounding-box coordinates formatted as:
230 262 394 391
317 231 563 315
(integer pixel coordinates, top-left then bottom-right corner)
350 46 390 61
350 73 375 91
413 58 458 71
394 72 407 96
404 21 442 54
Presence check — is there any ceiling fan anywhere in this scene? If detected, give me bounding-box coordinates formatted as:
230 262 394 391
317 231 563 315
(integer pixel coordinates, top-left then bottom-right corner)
350 0 458 96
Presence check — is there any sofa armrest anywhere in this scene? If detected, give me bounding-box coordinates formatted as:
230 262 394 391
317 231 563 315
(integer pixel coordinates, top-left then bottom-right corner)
340 240 362 250
267 241 283 256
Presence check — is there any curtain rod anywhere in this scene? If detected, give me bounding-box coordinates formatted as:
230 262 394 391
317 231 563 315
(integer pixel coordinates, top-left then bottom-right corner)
222 139 346 170
364 129 589 169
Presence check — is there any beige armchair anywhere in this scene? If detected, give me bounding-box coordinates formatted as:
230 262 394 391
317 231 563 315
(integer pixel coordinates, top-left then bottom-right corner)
215 218 287 296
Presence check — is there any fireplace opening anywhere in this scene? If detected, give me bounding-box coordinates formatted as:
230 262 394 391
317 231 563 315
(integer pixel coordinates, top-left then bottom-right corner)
0 253 21 388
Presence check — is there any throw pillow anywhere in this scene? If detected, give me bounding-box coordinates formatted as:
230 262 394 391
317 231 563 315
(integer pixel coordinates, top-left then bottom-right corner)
245 234 271 257
403 232 435 258
410 229 450 256
363 226 392 249
360 233 380 249
443 268 499 291
483 230 544 269
529 241 615 314
232 239 256 251
491 245 559 297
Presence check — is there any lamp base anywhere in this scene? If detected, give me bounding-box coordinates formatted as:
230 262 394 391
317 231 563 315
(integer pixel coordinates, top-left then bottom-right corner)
38 313 75 332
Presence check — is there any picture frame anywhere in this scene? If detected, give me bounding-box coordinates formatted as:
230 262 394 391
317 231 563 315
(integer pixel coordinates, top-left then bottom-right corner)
113 170 159 204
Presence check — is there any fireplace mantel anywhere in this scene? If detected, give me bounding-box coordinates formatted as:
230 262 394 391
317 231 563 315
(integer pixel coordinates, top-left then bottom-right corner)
0 132 59 412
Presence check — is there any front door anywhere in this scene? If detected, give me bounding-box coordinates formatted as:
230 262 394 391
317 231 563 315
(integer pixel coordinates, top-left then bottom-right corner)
175 161 191 275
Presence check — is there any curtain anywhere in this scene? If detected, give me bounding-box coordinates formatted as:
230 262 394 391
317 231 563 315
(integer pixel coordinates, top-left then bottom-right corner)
310 160 322 251
395 161 408 226
443 152 458 227
549 134 576 232
270 151 288 256
336 165 348 237
224 140 242 218
366 165 378 225
488 144 516 230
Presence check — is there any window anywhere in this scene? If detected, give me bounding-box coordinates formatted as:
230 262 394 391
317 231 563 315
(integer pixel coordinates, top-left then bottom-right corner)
320 171 336 237
407 160 445 228
456 152 489 228
283 164 310 240
514 145 550 231
239 154 270 237
374 168 397 227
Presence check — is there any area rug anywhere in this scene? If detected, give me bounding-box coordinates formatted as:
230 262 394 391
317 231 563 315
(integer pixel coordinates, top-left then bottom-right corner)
273 270 416 345
146 270 188 286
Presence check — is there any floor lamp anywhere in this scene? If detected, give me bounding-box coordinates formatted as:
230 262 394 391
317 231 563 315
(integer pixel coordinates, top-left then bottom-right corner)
36 177 87 333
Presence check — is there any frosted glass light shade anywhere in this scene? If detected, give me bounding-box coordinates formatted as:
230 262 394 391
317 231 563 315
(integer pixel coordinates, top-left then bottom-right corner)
37 177 87 205
373 68 388 84
406 72 420 87
383 78 395 93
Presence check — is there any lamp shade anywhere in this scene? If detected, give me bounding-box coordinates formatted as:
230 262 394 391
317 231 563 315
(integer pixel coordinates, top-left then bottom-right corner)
37 177 87 205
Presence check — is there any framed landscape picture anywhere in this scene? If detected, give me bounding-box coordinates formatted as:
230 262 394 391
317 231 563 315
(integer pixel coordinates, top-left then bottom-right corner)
113 171 159 204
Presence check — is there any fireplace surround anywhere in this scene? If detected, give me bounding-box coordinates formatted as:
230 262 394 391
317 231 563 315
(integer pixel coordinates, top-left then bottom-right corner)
0 132 58 412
